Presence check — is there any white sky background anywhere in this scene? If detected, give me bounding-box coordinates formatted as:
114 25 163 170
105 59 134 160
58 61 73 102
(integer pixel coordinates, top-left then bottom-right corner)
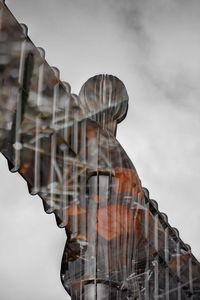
0 0 200 299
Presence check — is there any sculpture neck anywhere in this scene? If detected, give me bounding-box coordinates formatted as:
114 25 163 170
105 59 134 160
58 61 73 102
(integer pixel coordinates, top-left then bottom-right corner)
92 111 118 136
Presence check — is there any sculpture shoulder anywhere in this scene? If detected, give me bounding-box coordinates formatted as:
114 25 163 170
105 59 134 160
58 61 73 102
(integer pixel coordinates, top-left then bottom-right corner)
82 118 140 176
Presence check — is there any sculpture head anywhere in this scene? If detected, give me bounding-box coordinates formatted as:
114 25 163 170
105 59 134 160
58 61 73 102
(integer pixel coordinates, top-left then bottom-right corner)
79 74 129 136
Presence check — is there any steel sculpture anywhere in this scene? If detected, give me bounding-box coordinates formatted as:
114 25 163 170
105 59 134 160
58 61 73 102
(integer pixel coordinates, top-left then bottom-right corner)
0 1 200 299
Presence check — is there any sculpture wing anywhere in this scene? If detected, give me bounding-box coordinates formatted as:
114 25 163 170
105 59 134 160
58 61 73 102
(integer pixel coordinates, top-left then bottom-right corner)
0 1 85 227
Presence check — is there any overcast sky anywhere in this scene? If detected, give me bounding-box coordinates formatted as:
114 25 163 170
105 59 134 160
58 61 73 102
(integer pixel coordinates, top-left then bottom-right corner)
0 0 200 299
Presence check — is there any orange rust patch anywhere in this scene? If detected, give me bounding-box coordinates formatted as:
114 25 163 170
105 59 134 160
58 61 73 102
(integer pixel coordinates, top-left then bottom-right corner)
66 204 86 216
115 167 143 196
96 204 143 240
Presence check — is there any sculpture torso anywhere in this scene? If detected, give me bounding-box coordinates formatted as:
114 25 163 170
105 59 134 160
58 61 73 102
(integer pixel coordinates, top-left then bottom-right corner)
60 75 145 298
